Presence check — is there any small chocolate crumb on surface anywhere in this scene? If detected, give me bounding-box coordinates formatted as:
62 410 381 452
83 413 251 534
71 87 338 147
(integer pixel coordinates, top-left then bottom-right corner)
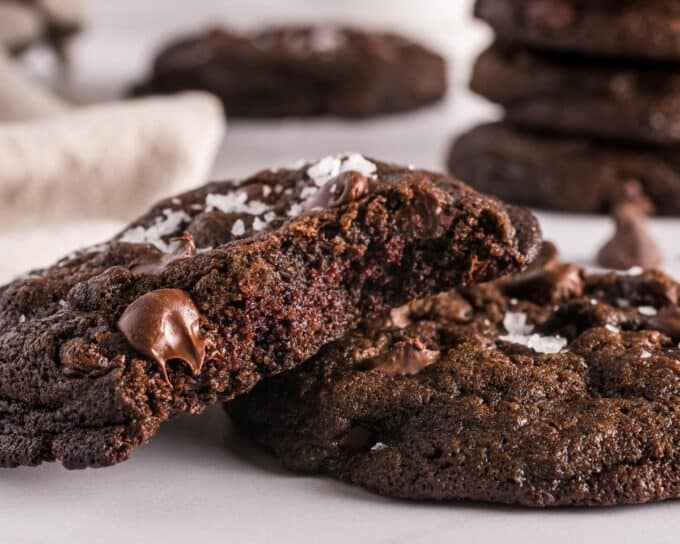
597 182 662 270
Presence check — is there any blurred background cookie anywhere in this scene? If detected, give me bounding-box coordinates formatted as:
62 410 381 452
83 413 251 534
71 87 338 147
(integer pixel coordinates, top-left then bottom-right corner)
133 25 447 118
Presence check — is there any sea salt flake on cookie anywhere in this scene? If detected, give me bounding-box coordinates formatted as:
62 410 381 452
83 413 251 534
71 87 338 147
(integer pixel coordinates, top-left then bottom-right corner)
306 153 377 187
499 312 567 354
638 306 658 316
120 209 192 252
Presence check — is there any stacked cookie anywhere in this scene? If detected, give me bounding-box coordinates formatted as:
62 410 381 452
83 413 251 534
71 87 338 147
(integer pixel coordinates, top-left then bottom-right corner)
449 0 680 216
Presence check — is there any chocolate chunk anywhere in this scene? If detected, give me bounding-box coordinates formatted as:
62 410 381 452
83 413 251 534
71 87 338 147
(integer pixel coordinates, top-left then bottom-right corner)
649 307 680 340
597 202 662 270
411 184 446 235
129 233 197 274
117 289 206 384
409 291 474 323
303 171 374 211
360 338 440 376
503 263 583 305
525 241 561 273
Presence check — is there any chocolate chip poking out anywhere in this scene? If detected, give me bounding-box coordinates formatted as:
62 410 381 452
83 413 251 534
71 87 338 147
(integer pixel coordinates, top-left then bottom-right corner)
117 289 206 384
0 154 540 469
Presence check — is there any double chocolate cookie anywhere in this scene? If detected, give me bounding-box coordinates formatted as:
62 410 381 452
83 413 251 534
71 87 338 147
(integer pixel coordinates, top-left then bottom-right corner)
472 44 680 146
229 247 680 507
0 154 540 469
133 25 447 118
475 0 680 61
448 123 680 215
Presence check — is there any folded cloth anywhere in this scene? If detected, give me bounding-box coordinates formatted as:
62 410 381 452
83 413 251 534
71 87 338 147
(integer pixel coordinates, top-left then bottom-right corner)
0 0 85 56
0 51 69 120
0 92 226 229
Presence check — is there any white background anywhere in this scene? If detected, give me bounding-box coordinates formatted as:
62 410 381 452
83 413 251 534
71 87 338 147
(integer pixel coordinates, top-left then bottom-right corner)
2 1 680 543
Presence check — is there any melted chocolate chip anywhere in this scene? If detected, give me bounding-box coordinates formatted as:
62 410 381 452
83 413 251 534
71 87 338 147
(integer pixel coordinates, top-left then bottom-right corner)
411 184 445 234
117 289 206 384
527 240 560 273
360 338 440 376
504 264 583 305
597 203 661 270
130 233 196 274
410 291 473 323
649 307 680 340
304 171 373 211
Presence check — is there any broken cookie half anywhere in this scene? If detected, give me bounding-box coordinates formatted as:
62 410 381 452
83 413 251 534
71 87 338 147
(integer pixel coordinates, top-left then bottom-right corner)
0 154 540 469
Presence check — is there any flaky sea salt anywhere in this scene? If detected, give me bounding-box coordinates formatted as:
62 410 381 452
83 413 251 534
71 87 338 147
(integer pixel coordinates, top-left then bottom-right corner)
252 217 268 232
605 324 620 333
641 351 652 359
370 442 389 452
502 312 534 336
306 153 377 188
638 306 658 317
499 312 567 354
624 266 643 276
120 208 191 252
205 191 271 216
286 203 303 218
307 26 346 53
231 219 245 236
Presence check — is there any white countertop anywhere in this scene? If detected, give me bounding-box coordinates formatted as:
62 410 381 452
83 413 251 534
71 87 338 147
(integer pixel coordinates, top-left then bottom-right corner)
2 2 680 543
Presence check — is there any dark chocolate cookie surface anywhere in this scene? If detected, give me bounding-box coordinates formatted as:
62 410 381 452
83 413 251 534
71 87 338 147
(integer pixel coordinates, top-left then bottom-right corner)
228 247 680 507
448 122 680 215
133 25 447 118
0 154 539 469
471 44 680 146
475 0 680 61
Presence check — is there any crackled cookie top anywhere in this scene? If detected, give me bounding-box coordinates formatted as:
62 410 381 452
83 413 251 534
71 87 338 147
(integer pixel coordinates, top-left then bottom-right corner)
229 245 680 507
